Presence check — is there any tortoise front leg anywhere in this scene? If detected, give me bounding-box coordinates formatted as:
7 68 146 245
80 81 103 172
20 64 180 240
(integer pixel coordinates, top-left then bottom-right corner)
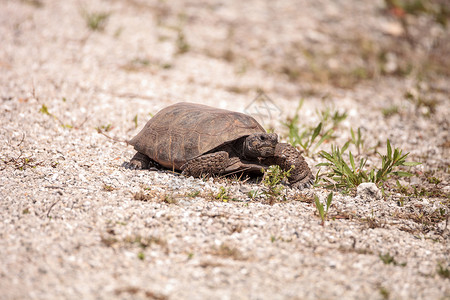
263 143 314 189
181 151 229 178
123 152 152 170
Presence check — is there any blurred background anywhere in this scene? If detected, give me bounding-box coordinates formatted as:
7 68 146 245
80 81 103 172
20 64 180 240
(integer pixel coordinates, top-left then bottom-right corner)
3 0 448 102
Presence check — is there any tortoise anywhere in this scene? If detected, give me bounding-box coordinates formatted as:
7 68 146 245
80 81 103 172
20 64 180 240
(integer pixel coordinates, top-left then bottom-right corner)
124 102 314 189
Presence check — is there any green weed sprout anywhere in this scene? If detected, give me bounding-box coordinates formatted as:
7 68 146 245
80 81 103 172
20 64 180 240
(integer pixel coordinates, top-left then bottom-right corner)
262 165 293 203
314 192 333 225
283 100 348 156
283 100 334 156
350 127 365 155
215 186 230 202
81 10 110 31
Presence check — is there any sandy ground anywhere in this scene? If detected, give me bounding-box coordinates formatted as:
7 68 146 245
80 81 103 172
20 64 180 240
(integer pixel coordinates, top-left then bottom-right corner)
1 0 449 299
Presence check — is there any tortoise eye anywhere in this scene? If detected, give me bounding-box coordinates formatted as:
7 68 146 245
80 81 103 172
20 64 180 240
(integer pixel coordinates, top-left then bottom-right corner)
260 135 266 141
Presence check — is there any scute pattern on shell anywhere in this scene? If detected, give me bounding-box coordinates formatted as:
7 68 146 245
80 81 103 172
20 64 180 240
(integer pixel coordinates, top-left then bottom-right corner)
129 102 266 169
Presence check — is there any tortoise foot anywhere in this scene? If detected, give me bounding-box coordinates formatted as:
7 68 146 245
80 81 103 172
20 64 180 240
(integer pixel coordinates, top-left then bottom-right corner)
263 143 314 190
290 174 315 190
123 152 151 170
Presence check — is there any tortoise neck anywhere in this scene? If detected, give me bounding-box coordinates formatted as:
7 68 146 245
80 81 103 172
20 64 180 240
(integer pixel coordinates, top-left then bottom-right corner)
241 136 255 159
230 137 249 159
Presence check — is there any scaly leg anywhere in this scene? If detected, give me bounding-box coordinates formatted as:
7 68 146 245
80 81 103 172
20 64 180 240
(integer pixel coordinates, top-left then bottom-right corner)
181 151 229 178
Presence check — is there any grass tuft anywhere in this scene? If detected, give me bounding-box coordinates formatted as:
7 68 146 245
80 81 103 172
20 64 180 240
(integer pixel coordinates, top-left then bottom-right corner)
214 186 231 202
261 165 293 204
317 139 421 192
379 252 407 266
282 100 340 156
81 9 110 31
437 263 450 279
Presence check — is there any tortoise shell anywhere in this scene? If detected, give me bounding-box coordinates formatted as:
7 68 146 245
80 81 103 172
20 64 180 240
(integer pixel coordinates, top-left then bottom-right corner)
129 102 266 170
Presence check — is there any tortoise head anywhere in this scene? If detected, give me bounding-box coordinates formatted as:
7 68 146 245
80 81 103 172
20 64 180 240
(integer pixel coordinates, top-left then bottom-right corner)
243 133 278 158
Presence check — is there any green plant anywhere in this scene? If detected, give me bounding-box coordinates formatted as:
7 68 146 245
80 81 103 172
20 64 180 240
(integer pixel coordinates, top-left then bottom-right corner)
412 185 449 198
81 9 110 31
95 123 126 143
163 194 177 204
1 135 43 171
384 0 449 27
316 106 348 130
283 100 343 156
395 180 410 195
22 0 43 8
133 115 138 129
121 57 154 72
215 186 230 202
379 252 395 264
262 165 293 203
96 124 112 132
186 190 200 198
437 263 450 279
349 127 365 156
39 104 72 128
379 253 406 266
427 176 441 185
2 155 40 171
103 184 115 192
314 192 333 225
379 286 390 300
134 191 153 201
284 118 333 156
176 29 190 54
137 252 145 260
127 235 167 250
382 105 400 117
247 189 261 200
317 139 421 191
372 140 421 182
